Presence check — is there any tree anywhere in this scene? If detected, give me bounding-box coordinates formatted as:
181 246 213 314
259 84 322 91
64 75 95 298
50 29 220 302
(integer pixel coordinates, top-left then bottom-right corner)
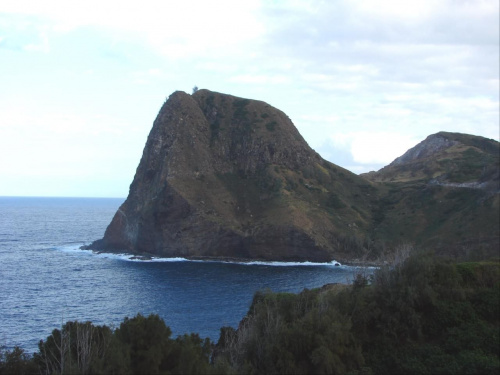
164 333 212 374
34 320 114 375
192 86 199 94
0 346 37 375
115 314 172 374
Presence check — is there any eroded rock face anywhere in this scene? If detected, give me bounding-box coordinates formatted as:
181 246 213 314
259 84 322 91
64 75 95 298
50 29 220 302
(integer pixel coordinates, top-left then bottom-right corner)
85 91 500 262
391 134 458 166
86 90 370 262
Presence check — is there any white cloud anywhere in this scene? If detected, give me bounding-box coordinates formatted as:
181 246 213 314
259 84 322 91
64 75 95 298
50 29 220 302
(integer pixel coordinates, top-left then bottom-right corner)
0 102 144 183
22 28 49 52
1 0 264 58
229 74 290 85
326 130 421 165
350 132 420 164
353 0 437 21
130 68 176 85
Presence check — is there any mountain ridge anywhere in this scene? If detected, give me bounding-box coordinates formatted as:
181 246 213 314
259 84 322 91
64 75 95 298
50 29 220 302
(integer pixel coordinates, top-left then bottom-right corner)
363 131 499 190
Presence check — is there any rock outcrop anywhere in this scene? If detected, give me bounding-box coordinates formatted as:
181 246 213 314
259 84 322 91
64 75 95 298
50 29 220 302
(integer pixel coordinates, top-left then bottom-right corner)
86 91 499 262
390 133 459 166
86 90 374 262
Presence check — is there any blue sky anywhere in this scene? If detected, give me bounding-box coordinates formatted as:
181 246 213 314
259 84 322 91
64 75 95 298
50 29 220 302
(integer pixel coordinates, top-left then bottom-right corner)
1 0 498 197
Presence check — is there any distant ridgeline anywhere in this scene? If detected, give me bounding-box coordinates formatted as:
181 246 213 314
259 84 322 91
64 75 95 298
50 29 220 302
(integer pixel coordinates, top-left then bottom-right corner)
85 90 500 263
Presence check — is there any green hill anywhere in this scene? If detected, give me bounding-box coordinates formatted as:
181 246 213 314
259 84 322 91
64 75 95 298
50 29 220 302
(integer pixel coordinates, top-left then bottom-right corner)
363 132 499 259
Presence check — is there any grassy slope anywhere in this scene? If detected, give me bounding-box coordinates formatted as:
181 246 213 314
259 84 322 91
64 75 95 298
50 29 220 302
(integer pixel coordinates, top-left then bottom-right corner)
365 132 499 259
365 132 499 184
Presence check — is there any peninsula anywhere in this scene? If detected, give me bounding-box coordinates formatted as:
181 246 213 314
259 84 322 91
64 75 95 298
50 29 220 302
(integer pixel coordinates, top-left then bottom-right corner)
85 90 499 262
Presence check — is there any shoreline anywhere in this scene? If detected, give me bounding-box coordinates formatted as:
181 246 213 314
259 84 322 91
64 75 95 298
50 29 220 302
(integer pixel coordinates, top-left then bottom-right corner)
81 245 381 268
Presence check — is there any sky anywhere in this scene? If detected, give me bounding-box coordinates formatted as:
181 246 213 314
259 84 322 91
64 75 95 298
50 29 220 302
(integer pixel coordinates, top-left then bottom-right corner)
0 0 498 198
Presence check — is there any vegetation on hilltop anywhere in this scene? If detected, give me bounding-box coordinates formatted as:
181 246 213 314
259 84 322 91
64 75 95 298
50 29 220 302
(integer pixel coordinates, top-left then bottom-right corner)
2 252 498 374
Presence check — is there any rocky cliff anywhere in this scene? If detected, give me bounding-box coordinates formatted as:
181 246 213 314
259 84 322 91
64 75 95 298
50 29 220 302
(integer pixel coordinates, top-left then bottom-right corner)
86 91 499 262
86 90 375 262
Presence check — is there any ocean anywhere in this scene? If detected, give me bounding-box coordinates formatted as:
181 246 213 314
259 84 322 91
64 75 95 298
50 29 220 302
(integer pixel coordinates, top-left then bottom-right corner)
0 197 372 353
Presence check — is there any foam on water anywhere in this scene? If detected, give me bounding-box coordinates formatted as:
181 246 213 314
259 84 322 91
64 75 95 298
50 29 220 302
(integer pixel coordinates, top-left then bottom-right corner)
59 244 345 267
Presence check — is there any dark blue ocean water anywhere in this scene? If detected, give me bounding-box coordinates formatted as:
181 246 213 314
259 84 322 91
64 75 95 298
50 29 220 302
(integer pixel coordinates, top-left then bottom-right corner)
0 197 372 353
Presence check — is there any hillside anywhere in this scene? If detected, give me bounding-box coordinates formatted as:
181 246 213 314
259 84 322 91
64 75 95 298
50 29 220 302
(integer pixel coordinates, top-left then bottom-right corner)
363 131 499 189
85 91 499 263
87 90 377 262
363 131 500 259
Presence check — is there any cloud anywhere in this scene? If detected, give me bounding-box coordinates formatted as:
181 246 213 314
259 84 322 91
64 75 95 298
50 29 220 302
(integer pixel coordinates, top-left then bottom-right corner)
255 1 498 81
350 132 419 164
130 68 176 85
0 102 144 181
229 74 290 85
258 1 498 143
1 0 264 58
324 129 418 164
22 29 49 52
353 0 436 20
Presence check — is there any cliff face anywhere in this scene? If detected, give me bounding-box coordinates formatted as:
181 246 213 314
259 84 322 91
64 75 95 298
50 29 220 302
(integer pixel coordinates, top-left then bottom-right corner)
88 90 374 262
87 91 499 262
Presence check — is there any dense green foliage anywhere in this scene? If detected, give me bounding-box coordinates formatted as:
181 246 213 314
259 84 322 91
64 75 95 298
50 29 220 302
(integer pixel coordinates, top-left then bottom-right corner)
213 254 499 374
2 255 498 374
1 314 212 375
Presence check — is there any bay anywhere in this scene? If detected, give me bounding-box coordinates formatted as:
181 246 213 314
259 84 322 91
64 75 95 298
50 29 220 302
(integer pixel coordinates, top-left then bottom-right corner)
0 197 371 353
